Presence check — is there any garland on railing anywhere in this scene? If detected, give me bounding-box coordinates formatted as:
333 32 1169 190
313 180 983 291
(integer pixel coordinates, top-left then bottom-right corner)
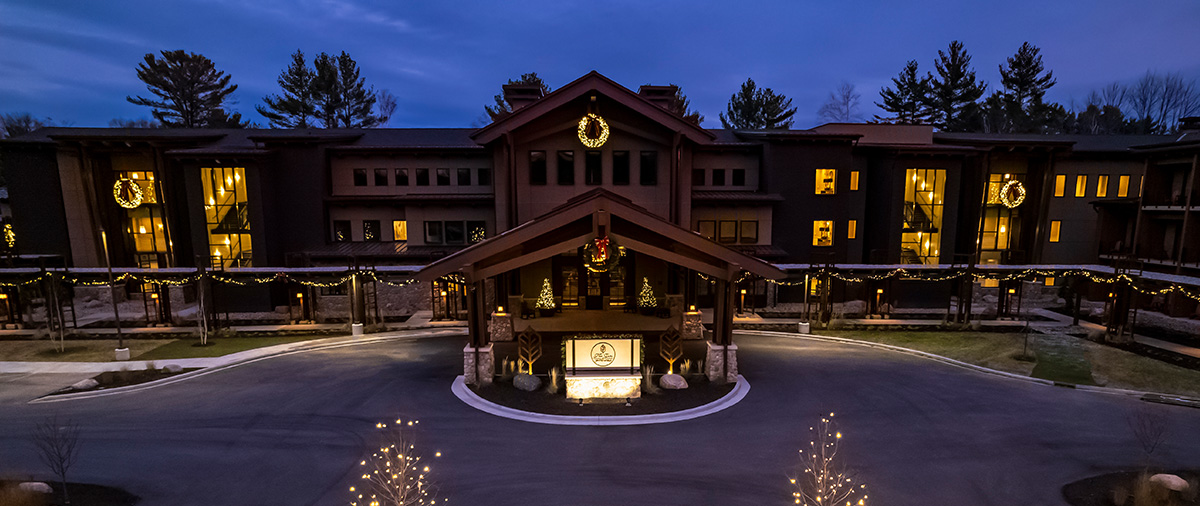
0 269 427 290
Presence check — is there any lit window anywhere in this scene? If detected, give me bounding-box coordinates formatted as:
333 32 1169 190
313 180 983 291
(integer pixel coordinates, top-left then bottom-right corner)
1044 277 1055 286
815 169 836 194
1096 175 1109 198
392 220 407 241
202 167 251 268
1117 175 1130 197
1049 220 1061 242
903 168 944 264
847 220 857 240
1075 175 1087 197
1053 174 1066 197
363 220 380 242
717 220 737 243
850 171 859 191
739 220 758 244
813 221 833 247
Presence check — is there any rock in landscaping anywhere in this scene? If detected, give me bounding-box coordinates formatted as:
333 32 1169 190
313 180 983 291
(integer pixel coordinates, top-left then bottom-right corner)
70 378 99 391
513 373 542 392
660 373 688 390
1150 474 1190 492
163 364 183 373
18 482 53 494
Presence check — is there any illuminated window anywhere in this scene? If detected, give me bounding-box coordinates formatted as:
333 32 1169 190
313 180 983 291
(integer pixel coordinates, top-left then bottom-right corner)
1054 174 1066 197
815 169 836 194
849 171 859 191
608 266 626 306
697 220 715 240
202 167 252 268
1044 277 1055 286
718 220 738 243
333 220 350 242
392 220 408 241
363 220 380 242
903 168 945 264
1075 175 1087 197
116 170 168 267
1096 175 1109 198
848 220 857 239
739 220 758 244
1117 175 1130 197
1049 220 1061 242
813 221 833 247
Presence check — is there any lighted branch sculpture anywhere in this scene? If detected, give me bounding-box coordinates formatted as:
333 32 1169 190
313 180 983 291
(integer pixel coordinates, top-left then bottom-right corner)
517 328 542 375
789 412 868 506
351 418 443 506
658 326 683 374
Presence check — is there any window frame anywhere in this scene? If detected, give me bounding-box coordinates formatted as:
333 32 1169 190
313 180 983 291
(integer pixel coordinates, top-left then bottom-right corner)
395 168 409 186
424 221 443 244
392 220 408 242
477 168 492 186
692 169 705 187
717 220 738 243
1049 220 1061 242
712 169 726 186
813 220 834 247
847 219 857 240
732 169 746 187
1075 174 1087 197
332 220 351 242
1053 174 1066 197
849 170 859 191
444 221 466 244
639 151 658 186
557 150 575 185
739 220 758 244
815 168 836 195
1117 174 1130 198
529 151 547 185
1096 174 1109 198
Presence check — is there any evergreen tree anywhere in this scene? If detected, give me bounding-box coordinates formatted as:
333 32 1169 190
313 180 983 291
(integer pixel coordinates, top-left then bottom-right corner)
927 41 987 132
335 52 379 128
637 277 656 309
536 278 555 310
257 50 317 128
665 84 704 125
206 109 252 129
312 52 341 128
875 60 932 124
484 72 552 121
126 50 239 128
719 78 796 129
995 42 1058 132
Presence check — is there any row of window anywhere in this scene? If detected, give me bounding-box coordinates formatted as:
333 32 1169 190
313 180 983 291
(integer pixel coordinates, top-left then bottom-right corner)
331 219 488 245
352 168 493 188
812 220 858 247
815 169 860 195
692 169 747 187
333 220 408 242
1053 174 1135 199
695 220 758 244
529 150 657 186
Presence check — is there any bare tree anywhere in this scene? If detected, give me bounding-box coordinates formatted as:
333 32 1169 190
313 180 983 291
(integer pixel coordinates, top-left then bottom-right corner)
376 89 398 127
817 82 864 123
789 412 868 506
1128 71 1200 133
350 418 442 506
1126 406 1169 468
33 415 82 505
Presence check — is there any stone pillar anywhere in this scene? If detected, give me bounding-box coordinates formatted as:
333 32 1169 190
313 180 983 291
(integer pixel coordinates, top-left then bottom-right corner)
488 310 514 342
706 341 738 383
682 307 703 340
463 343 494 386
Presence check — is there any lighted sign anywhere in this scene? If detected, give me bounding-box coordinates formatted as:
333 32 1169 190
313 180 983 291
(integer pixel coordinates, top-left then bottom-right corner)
1000 180 1026 208
564 335 641 372
113 178 144 208
577 113 609 148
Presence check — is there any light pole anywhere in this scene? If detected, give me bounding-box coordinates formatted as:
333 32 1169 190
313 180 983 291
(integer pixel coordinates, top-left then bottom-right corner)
100 230 126 360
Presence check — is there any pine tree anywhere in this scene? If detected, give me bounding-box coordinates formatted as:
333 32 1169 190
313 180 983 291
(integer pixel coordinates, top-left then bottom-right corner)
927 41 987 132
665 84 704 125
719 78 796 129
484 72 551 121
995 42 1058 133
535 278 555 310
257 50 317 128
875 60 932 124
637 277 656 309
300 51 383 129
126 50 239 128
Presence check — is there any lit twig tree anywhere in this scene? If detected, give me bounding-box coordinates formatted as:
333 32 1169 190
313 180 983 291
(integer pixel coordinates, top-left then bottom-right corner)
788 412 868 506
350 418 443 506
535 278 555 310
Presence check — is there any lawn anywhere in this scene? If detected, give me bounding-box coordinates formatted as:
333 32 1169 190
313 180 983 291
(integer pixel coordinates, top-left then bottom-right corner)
0 335 332 362
811 330 1200 398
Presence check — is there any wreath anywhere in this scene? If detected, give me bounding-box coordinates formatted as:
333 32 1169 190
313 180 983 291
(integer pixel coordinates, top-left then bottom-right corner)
583 235 623 273
577 113 609 148
1000 180 1026 208
113 178 144 209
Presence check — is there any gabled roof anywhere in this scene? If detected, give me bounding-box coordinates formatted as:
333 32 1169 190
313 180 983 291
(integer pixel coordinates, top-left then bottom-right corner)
471 71 717 145
416 188 784 282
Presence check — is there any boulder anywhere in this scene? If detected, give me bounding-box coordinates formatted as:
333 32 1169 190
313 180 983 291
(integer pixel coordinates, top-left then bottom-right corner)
1149 473 1190 492
70 378 99 391
513 373 542 392
163 364 183 373
660 373 688 390
18 482 53 494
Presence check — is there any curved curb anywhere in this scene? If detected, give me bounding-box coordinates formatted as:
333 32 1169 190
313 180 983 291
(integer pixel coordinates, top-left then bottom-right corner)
29 328 467 404
737 329 1200 405
450 374 750 426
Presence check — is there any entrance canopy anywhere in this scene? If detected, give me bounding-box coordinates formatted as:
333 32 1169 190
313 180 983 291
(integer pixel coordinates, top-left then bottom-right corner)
415 188 784 283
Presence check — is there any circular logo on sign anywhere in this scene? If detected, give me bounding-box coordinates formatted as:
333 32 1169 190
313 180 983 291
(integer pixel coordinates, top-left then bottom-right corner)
590 342 616 367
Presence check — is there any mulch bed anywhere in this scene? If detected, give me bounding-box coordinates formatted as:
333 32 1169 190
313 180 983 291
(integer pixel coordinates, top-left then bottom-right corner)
0 480 139 506
44 367 200 397
473 376 735 416
1063 470 1199 506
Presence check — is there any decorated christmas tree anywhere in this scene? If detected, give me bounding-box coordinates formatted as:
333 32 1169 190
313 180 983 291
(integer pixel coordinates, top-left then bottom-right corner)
535 278 555 310
638 277 656 309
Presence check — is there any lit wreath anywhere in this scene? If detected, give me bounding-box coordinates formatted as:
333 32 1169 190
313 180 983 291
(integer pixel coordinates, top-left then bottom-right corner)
577 113 609 148
583 235 623 273
999 180 1026 208
113 178 144 208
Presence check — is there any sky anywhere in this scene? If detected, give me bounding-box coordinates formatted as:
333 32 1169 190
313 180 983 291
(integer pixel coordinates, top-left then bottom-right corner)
2 0 1199 130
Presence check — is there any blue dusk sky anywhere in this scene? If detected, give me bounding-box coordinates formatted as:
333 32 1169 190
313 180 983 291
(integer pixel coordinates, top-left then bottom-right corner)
2 0 1198 129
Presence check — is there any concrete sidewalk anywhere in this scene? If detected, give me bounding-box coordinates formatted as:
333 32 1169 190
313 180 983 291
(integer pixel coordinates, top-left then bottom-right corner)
1028 307 1200 360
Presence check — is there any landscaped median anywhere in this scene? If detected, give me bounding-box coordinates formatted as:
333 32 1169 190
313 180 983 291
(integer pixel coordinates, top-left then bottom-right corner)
808 330 1200 399
0 334 338 362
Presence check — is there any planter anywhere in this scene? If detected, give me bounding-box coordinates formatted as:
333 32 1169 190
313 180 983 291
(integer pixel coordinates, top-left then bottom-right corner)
538 308 555 317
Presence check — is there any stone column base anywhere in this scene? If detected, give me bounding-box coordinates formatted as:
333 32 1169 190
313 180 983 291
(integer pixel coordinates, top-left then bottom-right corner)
488 312 513 342
705 342 738 383
463 343 494 386
682 311 703 339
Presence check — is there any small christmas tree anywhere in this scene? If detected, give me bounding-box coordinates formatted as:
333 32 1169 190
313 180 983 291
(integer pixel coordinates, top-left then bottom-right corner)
535 278 555 310
638 277 656 309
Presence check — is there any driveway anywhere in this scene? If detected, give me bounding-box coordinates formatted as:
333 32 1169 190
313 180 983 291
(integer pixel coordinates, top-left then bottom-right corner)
0 331 1196 505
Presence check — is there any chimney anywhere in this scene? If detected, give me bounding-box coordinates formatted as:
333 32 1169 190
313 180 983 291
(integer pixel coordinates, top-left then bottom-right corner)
638 85 679 111
502 84 545 111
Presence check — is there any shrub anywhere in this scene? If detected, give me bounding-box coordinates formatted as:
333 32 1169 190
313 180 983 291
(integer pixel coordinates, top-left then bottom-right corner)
641 365 662 395
546 367 562 395
498 357 517 383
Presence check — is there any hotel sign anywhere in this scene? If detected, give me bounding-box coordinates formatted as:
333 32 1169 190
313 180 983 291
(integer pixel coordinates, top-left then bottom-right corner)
564 335 641 374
